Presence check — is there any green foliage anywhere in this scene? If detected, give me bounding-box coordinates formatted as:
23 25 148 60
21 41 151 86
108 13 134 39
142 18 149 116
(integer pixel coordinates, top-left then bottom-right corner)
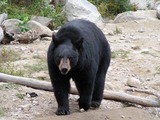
154 66 160 75
24 59 48 75
111 49 129 59
0 83 19 90
16 93 25 99
0 63 24 76
0 107 6 117
0 48 20 63
114 26 122 34
88 0 137 17
0 0 66 29
0 48 24 76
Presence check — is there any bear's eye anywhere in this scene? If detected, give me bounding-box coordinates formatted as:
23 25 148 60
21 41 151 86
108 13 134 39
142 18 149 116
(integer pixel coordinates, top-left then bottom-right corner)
58 55 62 59
68 56 72 60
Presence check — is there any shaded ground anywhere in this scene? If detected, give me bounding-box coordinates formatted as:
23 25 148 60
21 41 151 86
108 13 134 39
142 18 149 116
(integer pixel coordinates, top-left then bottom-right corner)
0 16 160 119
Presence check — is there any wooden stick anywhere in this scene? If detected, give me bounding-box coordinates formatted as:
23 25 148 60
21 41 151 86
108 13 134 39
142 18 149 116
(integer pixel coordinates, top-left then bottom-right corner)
0 73 160 107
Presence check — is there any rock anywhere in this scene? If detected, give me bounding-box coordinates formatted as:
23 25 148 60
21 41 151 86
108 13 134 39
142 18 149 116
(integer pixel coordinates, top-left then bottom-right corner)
127 77 141 88
1 19 22 44
27 20 53 37
0 27 4 42
2 19 22 34
0 13 8 25
131 45 140 50
19 104 31 111
129 0 155 9
64 0 103 26
156 5 160 19
31 16 52 26
114 10 156 23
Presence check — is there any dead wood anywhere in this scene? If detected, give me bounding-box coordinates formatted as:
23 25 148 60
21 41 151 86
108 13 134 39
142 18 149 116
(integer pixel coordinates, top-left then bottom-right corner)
13 30 39 44
125 88 160 98
0 73 160 107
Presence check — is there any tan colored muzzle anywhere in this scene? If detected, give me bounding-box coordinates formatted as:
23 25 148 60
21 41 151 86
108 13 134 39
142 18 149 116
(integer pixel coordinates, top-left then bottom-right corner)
58 58 71 75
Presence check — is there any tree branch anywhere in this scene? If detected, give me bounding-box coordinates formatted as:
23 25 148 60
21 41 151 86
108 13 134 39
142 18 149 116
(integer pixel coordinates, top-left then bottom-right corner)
0 73 159 107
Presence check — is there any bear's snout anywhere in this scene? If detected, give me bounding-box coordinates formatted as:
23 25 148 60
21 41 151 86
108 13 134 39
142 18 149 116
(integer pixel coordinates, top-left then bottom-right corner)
58 58 71 75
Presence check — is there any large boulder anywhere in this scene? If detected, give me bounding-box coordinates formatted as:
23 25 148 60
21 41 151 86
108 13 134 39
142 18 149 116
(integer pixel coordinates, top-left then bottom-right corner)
30 16 52 26
27 20 53 37
114 10 156 23
0 13 8 25
156 5 160 19
64 0 103 25
2 19 22 34
155 1 160 19
0 27 4 42
129 0 155 9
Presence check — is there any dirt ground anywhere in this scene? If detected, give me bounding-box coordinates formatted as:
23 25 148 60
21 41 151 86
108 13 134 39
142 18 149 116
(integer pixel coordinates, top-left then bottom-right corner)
0 16 160 120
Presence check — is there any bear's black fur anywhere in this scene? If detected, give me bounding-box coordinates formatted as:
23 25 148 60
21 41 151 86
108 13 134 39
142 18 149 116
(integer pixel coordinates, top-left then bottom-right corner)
47 19 111 115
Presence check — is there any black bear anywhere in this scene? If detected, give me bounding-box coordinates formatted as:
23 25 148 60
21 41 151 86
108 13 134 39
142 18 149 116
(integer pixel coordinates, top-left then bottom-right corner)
47 19 111 115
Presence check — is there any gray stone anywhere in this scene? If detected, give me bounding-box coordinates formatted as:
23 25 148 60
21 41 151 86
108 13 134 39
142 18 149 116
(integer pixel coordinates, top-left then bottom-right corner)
114 10 156 23
129 0 154 9
0 13 8 25
156 5 160 19
2 19 22 34
0 27 4 42
27 20 53 37
127 77 141 88
31 16 52 26
64 0 103 25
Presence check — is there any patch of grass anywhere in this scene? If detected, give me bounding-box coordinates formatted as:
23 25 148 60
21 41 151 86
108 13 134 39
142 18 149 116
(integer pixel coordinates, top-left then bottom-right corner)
0 63 24 76
25 60 48 74
141 51 150 54
111 49 129 59
0 83 19 90
114 26 122 34
0 107 6 117
0 48 20 63
16 93 25 99
155 66 160 75
0 48 24 76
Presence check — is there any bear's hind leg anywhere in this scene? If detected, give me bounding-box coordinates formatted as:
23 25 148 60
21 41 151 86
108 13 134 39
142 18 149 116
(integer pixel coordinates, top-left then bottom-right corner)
91 72 106 108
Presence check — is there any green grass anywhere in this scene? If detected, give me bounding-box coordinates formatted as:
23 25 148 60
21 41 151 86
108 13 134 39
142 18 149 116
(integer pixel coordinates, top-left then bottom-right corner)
0 107 6 117
114 26 122 34
155 66 160 75
0 48 24 76
25 59 48 76
111 49 129 59
16 93 25 99
0 63 24 76
0 48 20 63
0 83 19 90
88 0 137 18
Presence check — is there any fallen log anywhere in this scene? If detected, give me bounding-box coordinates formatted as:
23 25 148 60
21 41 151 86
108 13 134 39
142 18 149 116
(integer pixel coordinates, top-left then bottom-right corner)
0 72 159 107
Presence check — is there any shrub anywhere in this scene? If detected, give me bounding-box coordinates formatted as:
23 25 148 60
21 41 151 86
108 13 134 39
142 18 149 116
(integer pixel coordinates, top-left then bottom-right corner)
0 0 66 29
88 0 137 17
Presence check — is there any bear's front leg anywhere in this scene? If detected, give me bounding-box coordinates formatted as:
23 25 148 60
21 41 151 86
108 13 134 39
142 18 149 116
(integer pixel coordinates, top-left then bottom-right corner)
52 79 70 115
75 79 95 111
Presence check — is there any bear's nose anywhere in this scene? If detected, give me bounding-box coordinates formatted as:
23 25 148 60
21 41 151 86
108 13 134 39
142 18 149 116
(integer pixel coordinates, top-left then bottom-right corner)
61 68 68 75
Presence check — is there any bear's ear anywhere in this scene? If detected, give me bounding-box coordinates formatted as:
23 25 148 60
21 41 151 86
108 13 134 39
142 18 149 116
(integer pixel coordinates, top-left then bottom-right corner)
74 37 83 50
52 34 59 46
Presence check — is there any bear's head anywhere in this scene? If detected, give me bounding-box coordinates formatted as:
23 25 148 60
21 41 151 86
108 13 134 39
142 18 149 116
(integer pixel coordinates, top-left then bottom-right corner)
52 33 83 75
